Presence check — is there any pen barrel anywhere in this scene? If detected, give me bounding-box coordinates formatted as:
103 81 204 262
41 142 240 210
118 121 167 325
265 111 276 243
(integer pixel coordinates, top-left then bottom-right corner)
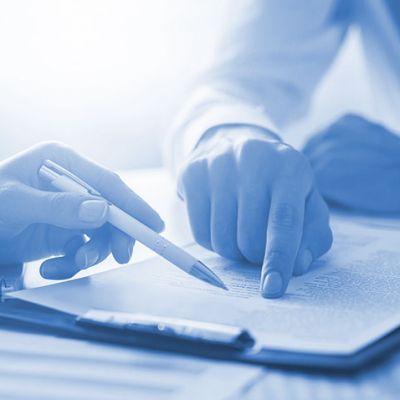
108 206 195 273
44 171 198 275
50 175 90 195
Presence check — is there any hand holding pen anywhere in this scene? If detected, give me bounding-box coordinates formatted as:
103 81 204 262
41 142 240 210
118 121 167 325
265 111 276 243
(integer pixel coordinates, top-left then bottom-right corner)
0 142 164 278
39 160 226 289
0 141 225 288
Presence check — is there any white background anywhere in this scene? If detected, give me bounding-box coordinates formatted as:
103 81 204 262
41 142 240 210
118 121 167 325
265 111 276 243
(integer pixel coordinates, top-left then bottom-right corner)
0 0 372 169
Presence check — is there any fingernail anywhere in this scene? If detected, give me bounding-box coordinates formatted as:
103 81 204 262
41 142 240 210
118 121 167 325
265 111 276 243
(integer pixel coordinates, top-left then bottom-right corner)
82 250 99 269
298 249 313 275
79 200 108 223
262 271 283 298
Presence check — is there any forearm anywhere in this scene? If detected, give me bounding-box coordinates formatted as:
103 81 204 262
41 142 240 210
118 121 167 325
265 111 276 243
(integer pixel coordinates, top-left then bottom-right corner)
303 114 400 214
165 0 348 175
164 87 279 175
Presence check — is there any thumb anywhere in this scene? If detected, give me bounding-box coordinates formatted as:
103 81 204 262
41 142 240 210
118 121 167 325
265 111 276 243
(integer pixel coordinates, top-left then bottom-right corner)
37 191 109 229
6 183 109 229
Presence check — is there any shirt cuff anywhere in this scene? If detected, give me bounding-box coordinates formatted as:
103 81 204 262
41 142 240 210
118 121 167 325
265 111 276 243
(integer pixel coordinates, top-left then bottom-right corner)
181 102 280 157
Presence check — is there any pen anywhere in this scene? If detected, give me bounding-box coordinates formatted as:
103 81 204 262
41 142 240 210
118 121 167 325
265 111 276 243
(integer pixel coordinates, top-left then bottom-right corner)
38 160 227 290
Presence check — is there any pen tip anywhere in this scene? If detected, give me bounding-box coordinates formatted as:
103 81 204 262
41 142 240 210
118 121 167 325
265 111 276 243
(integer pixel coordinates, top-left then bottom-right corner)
191 261 228 291
213 275 229 291
219 282 229 291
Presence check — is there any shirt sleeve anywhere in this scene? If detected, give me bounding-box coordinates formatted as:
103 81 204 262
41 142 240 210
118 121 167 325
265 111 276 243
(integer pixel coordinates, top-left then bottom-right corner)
165 0 351 175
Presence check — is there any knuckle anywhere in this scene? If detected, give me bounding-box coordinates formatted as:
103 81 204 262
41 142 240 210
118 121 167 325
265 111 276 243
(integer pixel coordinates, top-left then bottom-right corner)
275 142 292 155
275 145 313 182
277 143 303 163
271 202 298 229
180 159 206 184
208 151 234 174
275 143 300 165
179 164 205 200
289 150 311 175
238 138 259 158
238 139 269 166
178 159 208 201
265 250 289 269
50 192 68 211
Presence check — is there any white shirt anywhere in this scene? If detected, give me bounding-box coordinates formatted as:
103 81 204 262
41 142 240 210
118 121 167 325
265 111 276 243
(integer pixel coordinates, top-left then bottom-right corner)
166 0 400 174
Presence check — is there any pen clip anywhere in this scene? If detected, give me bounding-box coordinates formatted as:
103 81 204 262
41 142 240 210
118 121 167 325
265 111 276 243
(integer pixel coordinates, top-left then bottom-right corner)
0 278 16 302
76 309 255 351
41 160 102 197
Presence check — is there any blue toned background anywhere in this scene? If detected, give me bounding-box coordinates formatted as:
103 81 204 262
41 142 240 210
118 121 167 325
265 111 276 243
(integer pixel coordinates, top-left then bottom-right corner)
0 0 372 169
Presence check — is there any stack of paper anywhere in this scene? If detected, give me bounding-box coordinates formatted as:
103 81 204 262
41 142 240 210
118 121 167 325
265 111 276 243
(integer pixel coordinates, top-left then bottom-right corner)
12 215 400 357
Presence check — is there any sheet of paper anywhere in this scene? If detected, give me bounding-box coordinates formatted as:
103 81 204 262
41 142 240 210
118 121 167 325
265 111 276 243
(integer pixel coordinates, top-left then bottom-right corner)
0 328 261 400
12 215 400 355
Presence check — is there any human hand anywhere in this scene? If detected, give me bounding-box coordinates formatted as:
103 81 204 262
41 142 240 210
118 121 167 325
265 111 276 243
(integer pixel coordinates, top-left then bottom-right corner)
0 142 164 279
303 114 400 214
178 125 332 298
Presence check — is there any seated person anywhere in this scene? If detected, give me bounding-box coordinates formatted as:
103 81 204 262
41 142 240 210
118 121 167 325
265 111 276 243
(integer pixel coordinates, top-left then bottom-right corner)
168 0 400 298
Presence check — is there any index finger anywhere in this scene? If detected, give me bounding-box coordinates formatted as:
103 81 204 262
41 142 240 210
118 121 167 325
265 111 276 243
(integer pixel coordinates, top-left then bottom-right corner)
51 144 165 233
261 181 306 298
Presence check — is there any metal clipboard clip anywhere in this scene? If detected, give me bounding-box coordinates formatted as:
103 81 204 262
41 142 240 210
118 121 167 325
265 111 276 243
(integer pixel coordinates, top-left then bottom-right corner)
0 278 15 302
0 267 24 302
76 309 255 351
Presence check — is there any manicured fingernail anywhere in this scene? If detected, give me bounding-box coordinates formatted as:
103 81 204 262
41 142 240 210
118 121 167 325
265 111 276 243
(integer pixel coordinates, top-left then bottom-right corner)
79 200 108 223
262 271 283 298
82 250 99 269
298 249 313 275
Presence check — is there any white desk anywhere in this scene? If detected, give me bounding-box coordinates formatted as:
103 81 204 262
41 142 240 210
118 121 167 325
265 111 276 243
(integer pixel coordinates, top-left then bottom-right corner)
6 168 400 399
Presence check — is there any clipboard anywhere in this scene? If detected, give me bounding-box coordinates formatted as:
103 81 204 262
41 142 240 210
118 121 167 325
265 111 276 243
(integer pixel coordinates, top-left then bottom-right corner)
1 297 399 372
4 214 400 372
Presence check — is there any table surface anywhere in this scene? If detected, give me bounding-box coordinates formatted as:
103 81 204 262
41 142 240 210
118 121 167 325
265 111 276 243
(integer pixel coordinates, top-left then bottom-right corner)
6 168 400 399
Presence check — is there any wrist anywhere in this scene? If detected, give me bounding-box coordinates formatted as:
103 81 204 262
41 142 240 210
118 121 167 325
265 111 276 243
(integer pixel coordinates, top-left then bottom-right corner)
196 124 282 150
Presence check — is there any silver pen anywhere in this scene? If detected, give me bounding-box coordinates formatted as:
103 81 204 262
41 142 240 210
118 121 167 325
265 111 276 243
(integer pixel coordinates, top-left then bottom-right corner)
38 160 227 290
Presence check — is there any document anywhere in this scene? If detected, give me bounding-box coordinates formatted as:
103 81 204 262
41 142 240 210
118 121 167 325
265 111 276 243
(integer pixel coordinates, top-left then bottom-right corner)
12 214 400 355
0 329 261 400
